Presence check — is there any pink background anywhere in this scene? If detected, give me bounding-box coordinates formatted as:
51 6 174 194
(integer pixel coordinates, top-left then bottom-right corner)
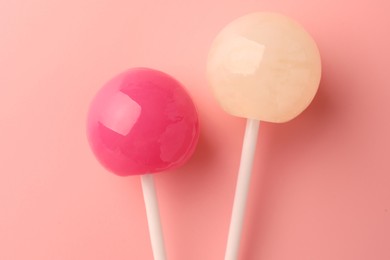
1 0 389 259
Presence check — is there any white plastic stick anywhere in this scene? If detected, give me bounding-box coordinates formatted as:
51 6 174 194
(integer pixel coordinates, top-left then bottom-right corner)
225 118 260 260
141 174 167 260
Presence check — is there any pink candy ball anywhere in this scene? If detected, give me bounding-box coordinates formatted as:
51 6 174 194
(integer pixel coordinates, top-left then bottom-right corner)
87 68 199 176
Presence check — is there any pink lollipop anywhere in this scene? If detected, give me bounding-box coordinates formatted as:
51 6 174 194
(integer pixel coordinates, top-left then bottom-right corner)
87 68 199 260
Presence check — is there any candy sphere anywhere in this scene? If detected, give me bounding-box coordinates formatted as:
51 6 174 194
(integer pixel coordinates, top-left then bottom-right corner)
87 68 199 176
207 12 321 123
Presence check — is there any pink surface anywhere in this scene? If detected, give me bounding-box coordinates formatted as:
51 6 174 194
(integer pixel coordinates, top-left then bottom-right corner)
87 68 199 176
0 1 389 260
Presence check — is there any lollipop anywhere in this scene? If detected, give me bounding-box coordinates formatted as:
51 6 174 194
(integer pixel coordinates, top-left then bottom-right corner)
87 68 199 260
206 13 321 259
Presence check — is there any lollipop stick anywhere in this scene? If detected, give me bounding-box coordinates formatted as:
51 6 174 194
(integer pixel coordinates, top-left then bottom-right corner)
225 118 260 260
141 174 167 260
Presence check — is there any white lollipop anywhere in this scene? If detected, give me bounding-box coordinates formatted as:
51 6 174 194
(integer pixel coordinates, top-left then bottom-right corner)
207 12 321 260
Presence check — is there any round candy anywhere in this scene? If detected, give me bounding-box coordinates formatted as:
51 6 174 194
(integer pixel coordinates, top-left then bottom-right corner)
87 68 199 176
207 12 322 123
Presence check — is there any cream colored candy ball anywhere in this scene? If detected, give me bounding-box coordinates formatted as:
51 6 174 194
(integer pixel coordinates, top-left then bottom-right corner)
206 12 321 123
